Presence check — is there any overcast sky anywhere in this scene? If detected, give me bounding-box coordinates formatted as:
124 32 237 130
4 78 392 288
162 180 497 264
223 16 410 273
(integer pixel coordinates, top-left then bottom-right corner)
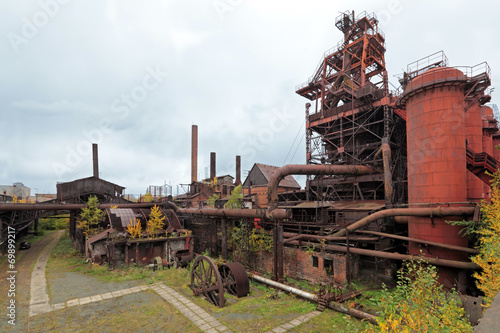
1 0 499 196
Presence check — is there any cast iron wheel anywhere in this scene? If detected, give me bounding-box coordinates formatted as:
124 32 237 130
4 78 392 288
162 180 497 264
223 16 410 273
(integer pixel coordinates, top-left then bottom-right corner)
152 256 163 271
190 255 225 307
218 262 249 297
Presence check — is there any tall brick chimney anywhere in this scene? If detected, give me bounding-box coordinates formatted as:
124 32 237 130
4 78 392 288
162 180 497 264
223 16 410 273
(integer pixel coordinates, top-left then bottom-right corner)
235 155 241 185
92 143 99 179
191 125 198 183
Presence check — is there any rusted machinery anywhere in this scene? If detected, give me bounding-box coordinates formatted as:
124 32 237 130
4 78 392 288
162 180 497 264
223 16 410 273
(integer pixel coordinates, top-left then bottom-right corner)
315 282 360 312
190 256 249 307
151 250 194 270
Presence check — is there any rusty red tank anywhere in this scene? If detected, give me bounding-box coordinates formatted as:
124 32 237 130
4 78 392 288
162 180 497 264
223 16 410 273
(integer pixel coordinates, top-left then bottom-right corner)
401 66 468 289
465 102 484 201
482 106 495 199
482 106 495 155
493 133 500 161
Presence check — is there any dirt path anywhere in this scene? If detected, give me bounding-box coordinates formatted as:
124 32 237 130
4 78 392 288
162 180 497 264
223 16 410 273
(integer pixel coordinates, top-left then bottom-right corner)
29 230 64 316
0 230 61 332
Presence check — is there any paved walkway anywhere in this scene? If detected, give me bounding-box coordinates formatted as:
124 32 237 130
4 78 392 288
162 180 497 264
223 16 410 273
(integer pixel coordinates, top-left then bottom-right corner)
475 292 500 332
266 310 322 333
151 283 232 333
29 230 64 317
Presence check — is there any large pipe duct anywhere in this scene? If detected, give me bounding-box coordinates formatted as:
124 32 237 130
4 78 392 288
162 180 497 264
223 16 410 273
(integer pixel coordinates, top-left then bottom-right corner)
210 152 216 180
179 208 290 220
332 207 475 237
267 164 375 206
191 125 198 183
331 206 475 237
92 143 99 179
0 202 177 211
249 273 377 324
355 230 479 254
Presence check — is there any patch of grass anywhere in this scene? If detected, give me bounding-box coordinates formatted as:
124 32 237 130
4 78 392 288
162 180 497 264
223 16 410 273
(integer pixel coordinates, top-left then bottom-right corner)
290 311 376 332
28 291 198 333
284 276 319 293
42 236 382 333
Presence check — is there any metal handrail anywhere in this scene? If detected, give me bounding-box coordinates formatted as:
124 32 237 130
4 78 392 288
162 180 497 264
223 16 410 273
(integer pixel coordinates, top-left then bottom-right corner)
407 50 448 74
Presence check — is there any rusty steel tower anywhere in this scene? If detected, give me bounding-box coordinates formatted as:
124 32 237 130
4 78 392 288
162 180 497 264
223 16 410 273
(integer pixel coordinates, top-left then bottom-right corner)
296 11 406 205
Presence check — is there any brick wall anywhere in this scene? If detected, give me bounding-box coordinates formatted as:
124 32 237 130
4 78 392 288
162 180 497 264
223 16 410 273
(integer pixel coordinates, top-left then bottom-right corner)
248 247 358 285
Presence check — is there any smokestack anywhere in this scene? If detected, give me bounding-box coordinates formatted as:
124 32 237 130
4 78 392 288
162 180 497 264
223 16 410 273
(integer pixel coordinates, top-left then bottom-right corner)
191 125 198 183
235 155 241 185
210 152 216 180
92 143 99 178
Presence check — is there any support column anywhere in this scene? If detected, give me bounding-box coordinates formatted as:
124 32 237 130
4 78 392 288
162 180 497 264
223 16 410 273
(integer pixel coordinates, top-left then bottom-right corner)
221 218 228 260
277 225 284 283
273 223 284 282
69 210 76 240
34 218 39 235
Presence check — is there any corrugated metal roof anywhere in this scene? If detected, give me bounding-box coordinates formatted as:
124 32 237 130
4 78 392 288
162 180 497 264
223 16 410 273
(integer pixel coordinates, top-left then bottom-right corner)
254 163 301 188
107 208 138 230
88 228 115 244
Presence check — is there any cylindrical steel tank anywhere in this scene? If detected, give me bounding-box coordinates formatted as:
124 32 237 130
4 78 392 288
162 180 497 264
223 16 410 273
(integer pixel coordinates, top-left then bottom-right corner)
482 106 495 199
465 103 484 201
482 106 494 155
401 67 468 289
493 133 500 161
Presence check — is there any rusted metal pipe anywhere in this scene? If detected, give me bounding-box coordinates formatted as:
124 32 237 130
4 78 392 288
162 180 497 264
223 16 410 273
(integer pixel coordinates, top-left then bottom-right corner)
393 216 408 224
331 207 475 237
164 201 180 213
285 240 479 270
266 164 375 206
179 208 290 220
0 202 165 211
355 230 479 254
249 273 377 324
381 143 393 205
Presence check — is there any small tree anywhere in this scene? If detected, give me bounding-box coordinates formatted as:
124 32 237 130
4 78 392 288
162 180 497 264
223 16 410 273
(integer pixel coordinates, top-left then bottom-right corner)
143 192 153 202
126 218 142 239
207 193 220 208
224 184 243 209
77 196 105 237
146 205 165 238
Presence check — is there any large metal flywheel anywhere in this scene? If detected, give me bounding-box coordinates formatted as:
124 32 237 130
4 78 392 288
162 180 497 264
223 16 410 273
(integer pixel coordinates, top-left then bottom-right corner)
190 255 225 307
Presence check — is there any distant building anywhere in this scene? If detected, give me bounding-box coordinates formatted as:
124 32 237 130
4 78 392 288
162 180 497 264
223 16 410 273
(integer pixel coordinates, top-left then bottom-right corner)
0 182 31 200
34 193 57 203
176 175 238 208
242 163 301 208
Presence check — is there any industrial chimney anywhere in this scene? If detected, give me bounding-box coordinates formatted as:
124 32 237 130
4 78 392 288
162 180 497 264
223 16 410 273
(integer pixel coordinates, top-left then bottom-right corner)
92 143 99 179
210 152 216 180
191 125 198 183
235 155 241 185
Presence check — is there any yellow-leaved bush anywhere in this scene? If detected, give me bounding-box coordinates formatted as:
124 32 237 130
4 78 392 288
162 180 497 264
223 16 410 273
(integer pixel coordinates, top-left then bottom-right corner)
126 218 142 239
472 169 500 307
372 260 471 333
